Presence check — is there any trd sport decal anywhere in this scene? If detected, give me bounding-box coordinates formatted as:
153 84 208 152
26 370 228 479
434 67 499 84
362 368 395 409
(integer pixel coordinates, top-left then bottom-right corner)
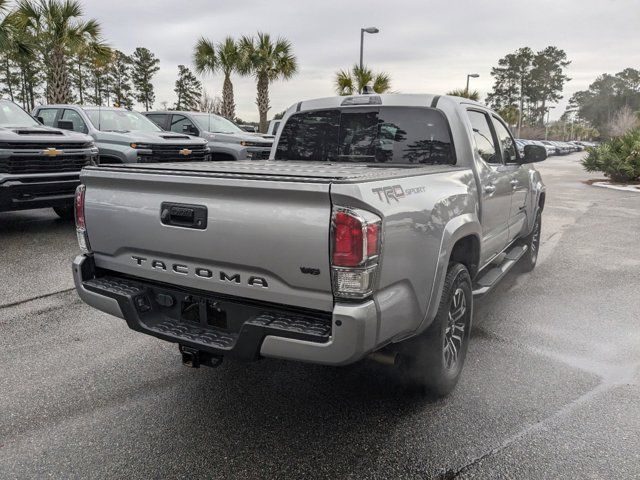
372 185 426 203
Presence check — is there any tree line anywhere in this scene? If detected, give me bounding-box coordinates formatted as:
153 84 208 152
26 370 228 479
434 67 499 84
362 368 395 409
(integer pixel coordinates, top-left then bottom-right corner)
0 0 163 111
484 46 639 140
0 0 299 132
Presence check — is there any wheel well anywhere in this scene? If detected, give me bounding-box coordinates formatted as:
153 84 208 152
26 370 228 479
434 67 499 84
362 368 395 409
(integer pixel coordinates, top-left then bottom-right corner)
449 235 480 279
538 192 546 211
212 152 236 161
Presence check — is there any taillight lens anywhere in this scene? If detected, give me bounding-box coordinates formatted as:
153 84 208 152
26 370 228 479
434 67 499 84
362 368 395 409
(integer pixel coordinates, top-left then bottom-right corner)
75 184 86 230
331 207 382 298
333 211 364 267
75 184 90 253
366 223 380 258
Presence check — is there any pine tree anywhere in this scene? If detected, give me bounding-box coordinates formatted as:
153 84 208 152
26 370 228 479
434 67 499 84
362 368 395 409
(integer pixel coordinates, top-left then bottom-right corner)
110 50 133 109
0 53 20 102
131 47 159 111
173 65 201 111
86 49 110 106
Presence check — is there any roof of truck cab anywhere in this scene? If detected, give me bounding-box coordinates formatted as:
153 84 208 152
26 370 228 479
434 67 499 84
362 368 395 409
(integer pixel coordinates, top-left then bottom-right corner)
292 93 487 112
38 105 135 113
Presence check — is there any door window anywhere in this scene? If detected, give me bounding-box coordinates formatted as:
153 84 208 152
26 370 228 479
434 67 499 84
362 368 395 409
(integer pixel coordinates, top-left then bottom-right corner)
146 114 168 129
37 108 59 127
170 115 196 134
61 109 88 133
467 110 500 164
492 117 518 163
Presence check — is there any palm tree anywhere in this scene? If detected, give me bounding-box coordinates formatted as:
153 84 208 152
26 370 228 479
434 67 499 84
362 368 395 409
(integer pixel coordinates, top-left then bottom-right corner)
15 0 108 104
0 0 15 52
334 64 391 96
446 88 480 101
194 36 241 120
239 32 297 133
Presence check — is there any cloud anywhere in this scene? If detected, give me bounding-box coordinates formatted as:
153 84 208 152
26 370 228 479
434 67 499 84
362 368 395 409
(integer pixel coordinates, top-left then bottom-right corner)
83 0 640 121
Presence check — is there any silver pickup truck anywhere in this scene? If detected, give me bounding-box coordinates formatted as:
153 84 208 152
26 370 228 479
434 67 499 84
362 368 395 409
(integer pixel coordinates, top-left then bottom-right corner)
32 105 210 165
0 99 97 218
72 93 546 396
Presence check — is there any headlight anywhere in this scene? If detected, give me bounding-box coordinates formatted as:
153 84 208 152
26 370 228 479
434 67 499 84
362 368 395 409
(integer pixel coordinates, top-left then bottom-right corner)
240 141 270 147
130 143 152 149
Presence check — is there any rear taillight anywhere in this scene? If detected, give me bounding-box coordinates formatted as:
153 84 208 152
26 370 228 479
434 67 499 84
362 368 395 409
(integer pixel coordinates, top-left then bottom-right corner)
75 184 85 229
75 184 91 253
331 207 382 299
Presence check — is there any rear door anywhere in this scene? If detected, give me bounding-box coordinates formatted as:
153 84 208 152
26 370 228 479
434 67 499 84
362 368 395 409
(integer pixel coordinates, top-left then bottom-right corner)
491 116 529 242
467 109 511 264
82 168 334 312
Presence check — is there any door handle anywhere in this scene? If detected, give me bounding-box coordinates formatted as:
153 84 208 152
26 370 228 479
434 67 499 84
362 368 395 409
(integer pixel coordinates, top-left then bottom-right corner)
484 184 496 194
510 179 519 189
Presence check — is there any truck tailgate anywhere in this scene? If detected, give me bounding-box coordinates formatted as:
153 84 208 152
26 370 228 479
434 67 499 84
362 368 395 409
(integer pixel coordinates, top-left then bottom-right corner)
81 167 333 312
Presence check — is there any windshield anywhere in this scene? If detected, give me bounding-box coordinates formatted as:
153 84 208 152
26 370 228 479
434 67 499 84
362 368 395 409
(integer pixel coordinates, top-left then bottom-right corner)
191 113 243 134
0 101 40 128
275 107 455 165
84 109 161 132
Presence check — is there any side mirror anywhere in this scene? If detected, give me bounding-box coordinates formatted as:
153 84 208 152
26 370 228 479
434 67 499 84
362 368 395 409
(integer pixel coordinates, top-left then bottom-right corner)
56 120 74 131
522 144 547 163
36 115 44 125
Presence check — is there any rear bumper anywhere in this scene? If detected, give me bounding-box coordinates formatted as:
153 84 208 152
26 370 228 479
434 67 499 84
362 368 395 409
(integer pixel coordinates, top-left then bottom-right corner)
0 174 79 212
73 255 378 365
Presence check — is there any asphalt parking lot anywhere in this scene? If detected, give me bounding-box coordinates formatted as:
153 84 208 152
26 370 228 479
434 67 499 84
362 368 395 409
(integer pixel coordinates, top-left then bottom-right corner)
1 153 639 479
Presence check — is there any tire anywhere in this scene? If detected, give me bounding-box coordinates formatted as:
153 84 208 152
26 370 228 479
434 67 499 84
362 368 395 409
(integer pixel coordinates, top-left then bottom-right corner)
518 210 541 272
400 262 473 397
53 203 75 221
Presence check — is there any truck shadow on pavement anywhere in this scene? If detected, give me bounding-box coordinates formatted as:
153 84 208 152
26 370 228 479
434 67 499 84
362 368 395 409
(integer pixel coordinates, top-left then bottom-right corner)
134 357 435 476
0 210 75 236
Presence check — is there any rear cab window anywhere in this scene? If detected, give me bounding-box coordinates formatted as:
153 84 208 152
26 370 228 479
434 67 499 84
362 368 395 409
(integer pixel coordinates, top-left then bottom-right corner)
275 107 455 165
146 114 168 129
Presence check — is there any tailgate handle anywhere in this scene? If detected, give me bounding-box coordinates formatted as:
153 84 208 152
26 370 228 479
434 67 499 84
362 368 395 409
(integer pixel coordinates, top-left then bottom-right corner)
160 202 207 230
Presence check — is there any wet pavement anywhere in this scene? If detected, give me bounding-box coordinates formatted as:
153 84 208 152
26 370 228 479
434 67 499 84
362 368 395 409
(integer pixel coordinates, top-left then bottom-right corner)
1 152 638 479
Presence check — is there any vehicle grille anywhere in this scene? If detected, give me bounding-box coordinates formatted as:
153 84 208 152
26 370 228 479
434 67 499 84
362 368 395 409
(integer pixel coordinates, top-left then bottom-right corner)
253 150 271 160
144 144 207 162
0 154 91 174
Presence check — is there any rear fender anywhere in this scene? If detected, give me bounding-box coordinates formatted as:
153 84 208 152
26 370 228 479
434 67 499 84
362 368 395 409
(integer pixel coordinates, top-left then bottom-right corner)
417 213 481 335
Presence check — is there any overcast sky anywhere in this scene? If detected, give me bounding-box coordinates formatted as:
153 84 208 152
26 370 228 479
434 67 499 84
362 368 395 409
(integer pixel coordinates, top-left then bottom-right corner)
82 0 640 121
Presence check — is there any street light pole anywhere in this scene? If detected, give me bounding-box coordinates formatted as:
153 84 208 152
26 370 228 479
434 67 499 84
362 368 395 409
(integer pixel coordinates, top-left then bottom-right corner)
359 27 379 71
466 73 479 95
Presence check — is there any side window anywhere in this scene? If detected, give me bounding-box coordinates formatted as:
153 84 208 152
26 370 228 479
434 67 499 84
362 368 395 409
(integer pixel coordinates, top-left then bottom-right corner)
61 109 88 134
492 117 517 163
170 114 196 134
146 114 167 129
37 108 59 127
467 110 500 164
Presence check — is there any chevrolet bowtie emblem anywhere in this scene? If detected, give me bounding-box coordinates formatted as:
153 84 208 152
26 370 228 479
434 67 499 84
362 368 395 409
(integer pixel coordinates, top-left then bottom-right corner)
179 148 192 156
42 147 62 156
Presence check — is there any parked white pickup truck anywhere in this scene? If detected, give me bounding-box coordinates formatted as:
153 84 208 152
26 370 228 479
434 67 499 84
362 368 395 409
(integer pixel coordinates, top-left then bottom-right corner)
72 93 546 396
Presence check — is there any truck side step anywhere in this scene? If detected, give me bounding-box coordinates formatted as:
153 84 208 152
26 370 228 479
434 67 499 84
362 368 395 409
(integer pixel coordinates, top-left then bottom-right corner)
472 244 528 297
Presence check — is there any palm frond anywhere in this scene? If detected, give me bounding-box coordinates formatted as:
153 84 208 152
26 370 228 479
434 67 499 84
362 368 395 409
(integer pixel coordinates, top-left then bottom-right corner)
193 37 216 75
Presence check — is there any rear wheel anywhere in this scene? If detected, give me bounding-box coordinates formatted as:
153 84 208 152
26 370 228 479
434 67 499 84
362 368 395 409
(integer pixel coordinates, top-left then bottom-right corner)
53 203 74 220
400 262 473 396
518 211 541 272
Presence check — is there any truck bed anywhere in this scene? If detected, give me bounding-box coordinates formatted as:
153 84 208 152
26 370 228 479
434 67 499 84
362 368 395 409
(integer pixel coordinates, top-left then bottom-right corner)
87 160 464 184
